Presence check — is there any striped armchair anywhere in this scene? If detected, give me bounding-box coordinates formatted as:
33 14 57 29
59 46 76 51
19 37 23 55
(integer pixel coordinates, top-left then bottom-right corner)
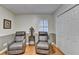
7 31 26 55
36 32 50 55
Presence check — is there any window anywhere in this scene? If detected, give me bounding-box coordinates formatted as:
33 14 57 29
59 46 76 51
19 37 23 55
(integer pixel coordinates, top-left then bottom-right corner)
39 19 48 32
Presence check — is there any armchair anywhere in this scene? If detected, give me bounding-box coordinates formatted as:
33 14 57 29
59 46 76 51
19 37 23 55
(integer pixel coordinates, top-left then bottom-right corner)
7 31 26 55
35 32 50 55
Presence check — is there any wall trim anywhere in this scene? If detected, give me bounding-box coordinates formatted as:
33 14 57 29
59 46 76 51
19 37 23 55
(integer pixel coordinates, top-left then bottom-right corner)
0 48 7 55
52 43 64 55
0 33 15 37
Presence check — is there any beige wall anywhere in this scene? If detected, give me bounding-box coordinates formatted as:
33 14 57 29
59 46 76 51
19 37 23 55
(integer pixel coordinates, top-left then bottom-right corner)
0 6 15 52
0 6 15 36
15 14 56 44
15 14 55 33
0 5 56 51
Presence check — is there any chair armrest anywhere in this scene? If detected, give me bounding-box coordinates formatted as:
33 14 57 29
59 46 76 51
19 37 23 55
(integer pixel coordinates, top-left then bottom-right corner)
7 41 14 50
22 39 26 45
7 41 15 54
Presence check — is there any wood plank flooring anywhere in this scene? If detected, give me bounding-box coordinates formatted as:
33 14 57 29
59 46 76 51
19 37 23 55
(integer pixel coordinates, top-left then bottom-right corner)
24 45 36 55
1 44 64 55
23 44 64 55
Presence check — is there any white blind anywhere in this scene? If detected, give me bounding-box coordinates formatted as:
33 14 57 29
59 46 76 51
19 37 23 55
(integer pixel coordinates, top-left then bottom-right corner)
39 19 48 32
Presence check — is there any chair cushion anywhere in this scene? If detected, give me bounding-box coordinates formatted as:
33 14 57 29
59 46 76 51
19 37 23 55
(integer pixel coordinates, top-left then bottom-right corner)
36 49 49 54
9 42 23 50
8 50 23 55
15 36 24 42
37 42 49 49
39 36 47 41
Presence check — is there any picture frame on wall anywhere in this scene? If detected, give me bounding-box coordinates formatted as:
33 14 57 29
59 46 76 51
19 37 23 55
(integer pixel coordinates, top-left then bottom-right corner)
3 19 11 29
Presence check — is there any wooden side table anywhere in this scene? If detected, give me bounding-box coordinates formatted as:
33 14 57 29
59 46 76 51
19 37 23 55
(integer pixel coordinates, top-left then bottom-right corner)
28 36 35 45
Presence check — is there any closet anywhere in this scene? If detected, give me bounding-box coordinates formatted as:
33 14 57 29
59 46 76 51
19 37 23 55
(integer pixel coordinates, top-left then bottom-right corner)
56 5 79 54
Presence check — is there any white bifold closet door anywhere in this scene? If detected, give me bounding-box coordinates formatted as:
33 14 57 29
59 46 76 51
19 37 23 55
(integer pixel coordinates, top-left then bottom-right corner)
56 5 79 55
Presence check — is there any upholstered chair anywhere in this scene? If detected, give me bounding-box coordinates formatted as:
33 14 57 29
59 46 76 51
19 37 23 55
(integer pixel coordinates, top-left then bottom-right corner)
7 31 26 55
36 32 50 55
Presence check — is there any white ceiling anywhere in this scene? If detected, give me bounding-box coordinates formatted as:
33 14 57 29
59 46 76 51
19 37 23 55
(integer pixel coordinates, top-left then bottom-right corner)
1 4 61 14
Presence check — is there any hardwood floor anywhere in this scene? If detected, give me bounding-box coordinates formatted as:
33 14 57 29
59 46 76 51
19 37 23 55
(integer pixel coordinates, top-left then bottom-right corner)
24 45 36 55
23 44 64 55
1 44 64 55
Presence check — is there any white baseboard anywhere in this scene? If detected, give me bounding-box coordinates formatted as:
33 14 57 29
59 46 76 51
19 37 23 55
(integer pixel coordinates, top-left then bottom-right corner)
0 48 7 54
